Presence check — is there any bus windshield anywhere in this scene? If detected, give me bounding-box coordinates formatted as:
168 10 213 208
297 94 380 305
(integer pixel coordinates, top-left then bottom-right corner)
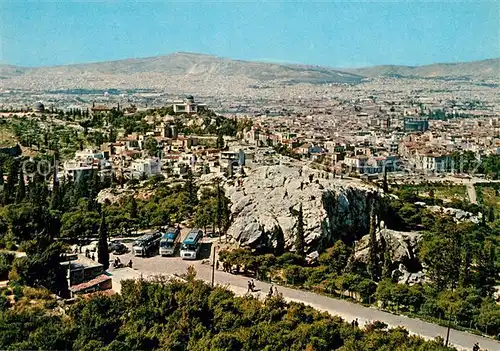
161 241 173 248
181 243 197 251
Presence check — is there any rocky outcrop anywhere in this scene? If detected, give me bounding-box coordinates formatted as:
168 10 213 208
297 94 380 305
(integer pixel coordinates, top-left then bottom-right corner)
416 202 482 224
225 165 379 252
354 225 423 273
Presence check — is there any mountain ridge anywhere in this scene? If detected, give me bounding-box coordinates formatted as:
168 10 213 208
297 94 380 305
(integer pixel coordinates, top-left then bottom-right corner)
1 52 498 90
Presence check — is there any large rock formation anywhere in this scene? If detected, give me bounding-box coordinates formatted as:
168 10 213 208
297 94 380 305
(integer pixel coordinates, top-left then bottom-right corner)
225 165 380 251
354 225 423 272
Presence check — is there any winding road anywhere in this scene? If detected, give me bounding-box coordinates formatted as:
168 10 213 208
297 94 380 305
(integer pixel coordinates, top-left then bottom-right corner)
107 241 500 351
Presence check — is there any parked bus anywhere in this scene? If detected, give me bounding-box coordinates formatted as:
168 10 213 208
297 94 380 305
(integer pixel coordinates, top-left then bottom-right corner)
180 229 203 260
159 227 180 256
132 232 162 257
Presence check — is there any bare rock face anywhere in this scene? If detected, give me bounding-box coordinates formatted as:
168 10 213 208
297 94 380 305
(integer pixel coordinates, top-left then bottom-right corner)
225 165 379 251
354 225 423 274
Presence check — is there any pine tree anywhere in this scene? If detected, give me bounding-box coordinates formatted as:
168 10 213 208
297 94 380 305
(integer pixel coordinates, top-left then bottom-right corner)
16 167 25 203
295 204 305 256
97 213 109 270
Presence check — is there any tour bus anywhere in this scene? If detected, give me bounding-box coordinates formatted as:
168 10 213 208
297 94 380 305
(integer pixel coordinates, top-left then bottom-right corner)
159 227 180 256
180 229 203 260
132 232 162 257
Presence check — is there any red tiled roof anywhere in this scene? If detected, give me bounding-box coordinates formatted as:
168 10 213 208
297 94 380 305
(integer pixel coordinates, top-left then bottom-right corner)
71 274 111 292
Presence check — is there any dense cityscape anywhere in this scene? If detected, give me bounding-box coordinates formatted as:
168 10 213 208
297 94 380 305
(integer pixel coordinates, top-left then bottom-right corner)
1 2 499 350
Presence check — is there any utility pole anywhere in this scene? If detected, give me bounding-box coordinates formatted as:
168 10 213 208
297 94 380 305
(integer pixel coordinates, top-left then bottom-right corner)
445 306 452 347
211 245 217 287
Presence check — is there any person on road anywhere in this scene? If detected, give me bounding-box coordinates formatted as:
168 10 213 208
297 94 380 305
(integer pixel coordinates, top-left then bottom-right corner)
128 260 133 268
472 342 480 351
91 253 95 261
247 281 253 293
267 286 273 298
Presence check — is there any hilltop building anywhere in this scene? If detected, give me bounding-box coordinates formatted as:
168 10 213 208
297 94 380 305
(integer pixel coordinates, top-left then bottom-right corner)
172 95 206 114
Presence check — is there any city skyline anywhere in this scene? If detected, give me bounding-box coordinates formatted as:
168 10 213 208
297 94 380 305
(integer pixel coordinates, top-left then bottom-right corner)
1 1 499 68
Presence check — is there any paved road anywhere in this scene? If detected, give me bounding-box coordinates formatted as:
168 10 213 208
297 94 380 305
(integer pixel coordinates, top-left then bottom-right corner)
109 245 500 351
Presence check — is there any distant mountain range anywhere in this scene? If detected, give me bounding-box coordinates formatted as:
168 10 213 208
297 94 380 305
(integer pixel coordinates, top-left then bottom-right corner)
1 52 498 90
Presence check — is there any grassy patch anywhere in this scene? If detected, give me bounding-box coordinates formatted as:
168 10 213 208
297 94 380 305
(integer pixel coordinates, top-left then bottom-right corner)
476 184 500 215
395 184 467 202
0 125 17 148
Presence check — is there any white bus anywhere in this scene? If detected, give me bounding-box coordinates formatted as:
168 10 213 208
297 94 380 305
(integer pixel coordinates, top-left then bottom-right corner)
180 229 203 260
159 227 180 256
132 232 162 257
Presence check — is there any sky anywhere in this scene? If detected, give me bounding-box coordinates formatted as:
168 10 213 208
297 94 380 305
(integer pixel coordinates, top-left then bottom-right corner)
1 0 499 68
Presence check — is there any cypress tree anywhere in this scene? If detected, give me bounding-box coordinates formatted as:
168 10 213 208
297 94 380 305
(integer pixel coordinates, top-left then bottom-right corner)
184 168 197 207
368 201 379 281
216 182 223 236
295 203 305 256
3 160 18 205
16 167 26 203
97 213 109 270
487 206 495 223
0 164 4 204
129 196 138 219
382 166 388 193
274 226 285 256
216 133 224 149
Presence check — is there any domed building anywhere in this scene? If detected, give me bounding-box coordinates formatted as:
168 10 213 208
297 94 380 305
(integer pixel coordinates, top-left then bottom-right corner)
172 95 205 114
34 101 45 113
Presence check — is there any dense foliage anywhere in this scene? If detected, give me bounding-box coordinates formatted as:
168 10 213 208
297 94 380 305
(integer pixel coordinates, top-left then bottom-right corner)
0 278 455 351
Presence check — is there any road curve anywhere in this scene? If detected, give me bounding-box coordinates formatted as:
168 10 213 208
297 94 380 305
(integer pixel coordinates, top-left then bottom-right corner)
109 249 500 351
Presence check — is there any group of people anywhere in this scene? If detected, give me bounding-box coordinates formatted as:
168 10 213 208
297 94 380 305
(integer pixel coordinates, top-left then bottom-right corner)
220 261 234 273
113 257 133 269
246 281 280 299
351 319 359 328
267 285 279 298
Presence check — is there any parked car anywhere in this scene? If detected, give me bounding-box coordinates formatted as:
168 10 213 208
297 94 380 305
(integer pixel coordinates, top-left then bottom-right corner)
114 245 129 255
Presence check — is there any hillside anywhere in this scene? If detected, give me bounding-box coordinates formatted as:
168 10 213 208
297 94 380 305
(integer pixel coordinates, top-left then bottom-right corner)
0 52 363 90
0 53 498 91
343 58 499 80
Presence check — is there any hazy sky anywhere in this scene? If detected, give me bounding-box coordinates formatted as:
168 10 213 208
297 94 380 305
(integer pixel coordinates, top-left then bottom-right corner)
1 1 499 67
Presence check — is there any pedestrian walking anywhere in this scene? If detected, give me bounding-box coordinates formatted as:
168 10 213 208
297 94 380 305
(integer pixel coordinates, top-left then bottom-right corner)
247 281 253 293
250 279 255 291
91 253 95 261
216 260 220 270
267 285 273 298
